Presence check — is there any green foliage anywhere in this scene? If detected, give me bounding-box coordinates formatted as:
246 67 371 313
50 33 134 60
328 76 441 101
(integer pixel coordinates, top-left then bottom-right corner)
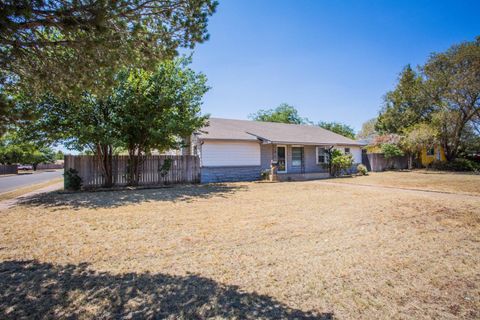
401 123 437 154
376 65 431 134
159 158 173 178
64 168 82 191
249 103 309 124
0 0 218 103
317 121 355 139
422 37 480 160
27 148 56 170
357 164 368 175
430 159 479 172
17 57 208 187
0 130 55 167
381 143 404 159
379 143 404 170
249 106 356 141
377 37 480 161
112 58 209 185
15 93 121 153
55 150 64 161
329 149 354 177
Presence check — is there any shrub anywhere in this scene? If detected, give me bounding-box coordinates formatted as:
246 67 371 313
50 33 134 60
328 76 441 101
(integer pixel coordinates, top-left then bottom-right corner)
430 159 479 172
357 164 368 175
330 149 354 176
64 168 82 191
381 143 404 158
159 158 173 178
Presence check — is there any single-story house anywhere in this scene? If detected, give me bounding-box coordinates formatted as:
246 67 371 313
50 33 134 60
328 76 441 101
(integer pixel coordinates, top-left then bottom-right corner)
189 118 366 183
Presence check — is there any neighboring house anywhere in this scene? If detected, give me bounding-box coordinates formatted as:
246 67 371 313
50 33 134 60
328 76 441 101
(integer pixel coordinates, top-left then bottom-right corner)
190 118 365 183
420 145 446 166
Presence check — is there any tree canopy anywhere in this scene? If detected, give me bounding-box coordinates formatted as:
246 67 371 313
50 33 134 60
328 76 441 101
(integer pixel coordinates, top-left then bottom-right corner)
375 37 480 161
0 0 217 104
376 65 431 134
317 121 355 139
249 103 309 124
0 130 55 167
249 104 358 139
19 57 209 186
112 58 209 184
423 37 480 160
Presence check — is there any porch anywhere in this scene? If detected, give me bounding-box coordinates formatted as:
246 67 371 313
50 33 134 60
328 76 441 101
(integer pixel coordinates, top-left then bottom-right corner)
260 143 329 175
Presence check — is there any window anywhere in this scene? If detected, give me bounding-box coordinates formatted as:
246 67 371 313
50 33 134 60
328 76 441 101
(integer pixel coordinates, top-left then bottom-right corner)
292 147 303 167
427 147 434 156
316 147 329 164
344 147 350 154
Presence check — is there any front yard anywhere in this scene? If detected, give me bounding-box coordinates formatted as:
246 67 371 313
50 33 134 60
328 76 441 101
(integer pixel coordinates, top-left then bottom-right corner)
0 171 479 319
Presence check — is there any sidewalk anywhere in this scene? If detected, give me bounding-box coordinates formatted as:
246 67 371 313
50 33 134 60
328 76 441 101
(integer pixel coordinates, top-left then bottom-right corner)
0 182 63 211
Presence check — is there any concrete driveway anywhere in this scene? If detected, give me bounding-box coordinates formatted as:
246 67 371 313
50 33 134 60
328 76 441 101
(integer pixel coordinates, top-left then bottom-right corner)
0 170 63 194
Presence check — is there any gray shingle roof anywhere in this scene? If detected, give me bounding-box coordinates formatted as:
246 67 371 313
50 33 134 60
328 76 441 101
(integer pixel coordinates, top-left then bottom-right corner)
197 118 365 146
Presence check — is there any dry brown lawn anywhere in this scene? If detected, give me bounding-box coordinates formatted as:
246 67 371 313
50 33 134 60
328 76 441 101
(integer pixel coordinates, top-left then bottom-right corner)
0 171 479 319
330 170 480 195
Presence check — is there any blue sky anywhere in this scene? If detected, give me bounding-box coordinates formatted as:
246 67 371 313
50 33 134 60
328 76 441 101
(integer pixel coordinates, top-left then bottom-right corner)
185 0 479 131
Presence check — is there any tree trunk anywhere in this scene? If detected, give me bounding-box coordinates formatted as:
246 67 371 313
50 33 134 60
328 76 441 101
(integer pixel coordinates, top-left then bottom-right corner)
96 144 114 188
127 146 144 186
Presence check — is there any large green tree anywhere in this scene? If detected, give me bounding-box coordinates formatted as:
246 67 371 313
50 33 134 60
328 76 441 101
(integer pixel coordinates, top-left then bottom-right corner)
249 103 309 124
423 37 480 160
112 58 209 185
0 0 217 126
317 121 355 139
18 93 122 186
376 37 480 161
0 0 217 95
19 58 208 187
376 65 431 134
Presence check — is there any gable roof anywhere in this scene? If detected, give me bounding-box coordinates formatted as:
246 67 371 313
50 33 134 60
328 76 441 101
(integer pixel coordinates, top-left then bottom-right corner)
197 118 364 146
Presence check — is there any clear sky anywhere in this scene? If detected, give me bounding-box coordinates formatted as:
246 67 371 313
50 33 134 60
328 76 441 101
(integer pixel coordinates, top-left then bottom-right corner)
185 0 480 131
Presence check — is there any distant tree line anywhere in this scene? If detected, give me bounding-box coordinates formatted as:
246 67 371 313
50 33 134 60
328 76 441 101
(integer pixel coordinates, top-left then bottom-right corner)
248 103 356 139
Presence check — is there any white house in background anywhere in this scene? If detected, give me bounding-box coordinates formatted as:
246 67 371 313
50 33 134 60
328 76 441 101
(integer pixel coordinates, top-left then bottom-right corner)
189 118 365 183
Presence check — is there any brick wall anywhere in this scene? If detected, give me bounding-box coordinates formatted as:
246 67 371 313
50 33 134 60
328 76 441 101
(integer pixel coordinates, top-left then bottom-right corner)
201 166 261 183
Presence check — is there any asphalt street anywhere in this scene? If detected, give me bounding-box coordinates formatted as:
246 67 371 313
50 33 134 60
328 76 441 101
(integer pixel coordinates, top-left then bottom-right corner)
0 170 63 193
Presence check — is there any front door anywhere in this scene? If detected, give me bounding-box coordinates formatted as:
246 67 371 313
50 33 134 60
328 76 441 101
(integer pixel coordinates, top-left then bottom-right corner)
277 145 287 173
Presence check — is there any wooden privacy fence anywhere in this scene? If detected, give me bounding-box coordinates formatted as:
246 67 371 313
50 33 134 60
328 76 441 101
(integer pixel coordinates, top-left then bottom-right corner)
64 155 200 188
362 153 408 172
0 164 18 175
37 163 64 170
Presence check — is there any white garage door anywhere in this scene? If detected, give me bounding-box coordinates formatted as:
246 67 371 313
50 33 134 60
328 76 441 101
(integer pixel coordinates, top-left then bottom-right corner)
201 141 260 166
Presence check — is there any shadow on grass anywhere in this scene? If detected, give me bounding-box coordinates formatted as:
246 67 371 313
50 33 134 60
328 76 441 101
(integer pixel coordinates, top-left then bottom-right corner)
0 260 332 319
20 184 247 210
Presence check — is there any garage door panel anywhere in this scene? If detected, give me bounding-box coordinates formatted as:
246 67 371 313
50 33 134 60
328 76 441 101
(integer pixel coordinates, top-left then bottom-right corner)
202 141 260 166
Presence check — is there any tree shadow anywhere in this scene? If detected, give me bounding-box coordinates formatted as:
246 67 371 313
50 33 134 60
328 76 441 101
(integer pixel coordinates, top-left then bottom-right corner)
0 260 332 319
19 184 247 210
